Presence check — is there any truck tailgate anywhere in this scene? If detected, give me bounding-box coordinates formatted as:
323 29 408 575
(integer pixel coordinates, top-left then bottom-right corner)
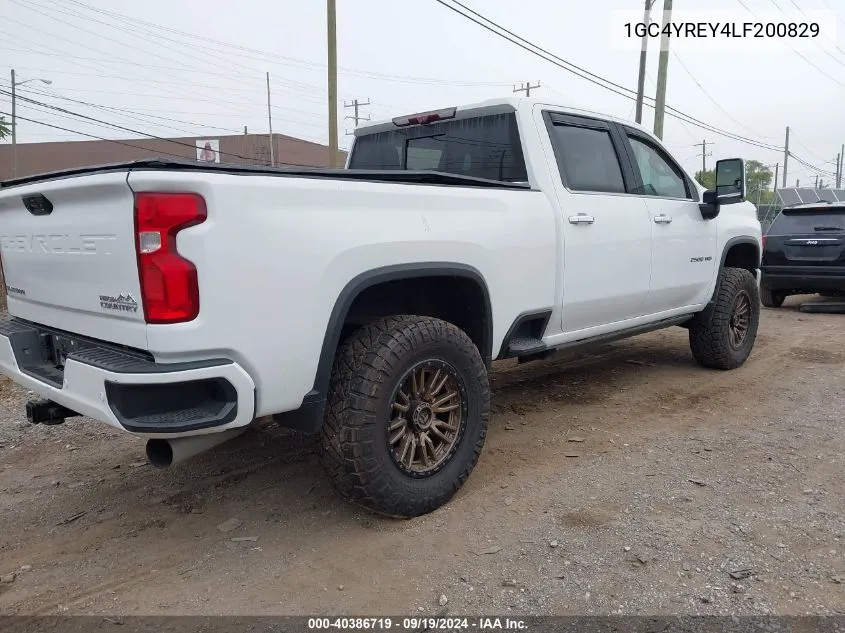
0 172 148 350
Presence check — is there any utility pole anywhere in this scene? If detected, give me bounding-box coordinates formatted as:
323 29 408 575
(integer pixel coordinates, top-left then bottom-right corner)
344 99 371 131
783 126 790 187
327 0 340 168
773 163 779 195
837 148 843 188
635 0 657 124
652 0 673 140
244 126 248 135
266 72 274 167
693 139 714 174
796 179 799 187
815 174 819 189
513 81 541 97
10 69 16 178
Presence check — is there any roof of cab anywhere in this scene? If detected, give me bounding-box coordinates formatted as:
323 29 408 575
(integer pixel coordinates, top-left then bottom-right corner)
354 95 658 141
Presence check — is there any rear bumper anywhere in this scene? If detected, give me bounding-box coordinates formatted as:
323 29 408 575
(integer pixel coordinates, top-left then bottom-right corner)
0 316 255 438
761 268 845 293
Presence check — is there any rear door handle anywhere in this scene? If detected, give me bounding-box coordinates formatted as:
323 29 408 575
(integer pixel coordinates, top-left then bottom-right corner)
568 214 595 225
654 214 673 224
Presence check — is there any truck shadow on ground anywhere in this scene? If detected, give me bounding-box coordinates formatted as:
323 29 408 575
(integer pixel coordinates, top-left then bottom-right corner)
116 331 717 522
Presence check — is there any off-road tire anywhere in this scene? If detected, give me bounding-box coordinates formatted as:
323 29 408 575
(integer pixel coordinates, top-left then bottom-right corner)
688 267 760 370
319 315 490 518
760 286 785 308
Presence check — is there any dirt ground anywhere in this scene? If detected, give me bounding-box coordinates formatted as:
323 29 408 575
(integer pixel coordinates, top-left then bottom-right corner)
1 296 844 616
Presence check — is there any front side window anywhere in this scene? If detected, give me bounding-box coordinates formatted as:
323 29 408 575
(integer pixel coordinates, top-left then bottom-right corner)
550 124 626 194
627 136 689 199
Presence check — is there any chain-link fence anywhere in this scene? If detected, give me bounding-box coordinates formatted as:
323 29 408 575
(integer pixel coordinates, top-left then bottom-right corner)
757 203 781 233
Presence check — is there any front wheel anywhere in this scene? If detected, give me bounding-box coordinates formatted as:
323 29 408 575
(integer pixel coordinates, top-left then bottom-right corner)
320 315 490 518
688 267 760 370
760 286 785 308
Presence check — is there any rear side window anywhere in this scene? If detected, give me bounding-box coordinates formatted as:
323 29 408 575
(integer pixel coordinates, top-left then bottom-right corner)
769 208 845 235
549 124 626 194
348 113 528 183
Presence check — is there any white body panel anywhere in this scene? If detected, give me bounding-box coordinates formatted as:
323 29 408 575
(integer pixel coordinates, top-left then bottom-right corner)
0 96 761 438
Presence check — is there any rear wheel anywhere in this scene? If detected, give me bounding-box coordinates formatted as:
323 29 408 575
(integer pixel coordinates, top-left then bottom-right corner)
760 286 786 308
320 315 490 518
688 267 760 370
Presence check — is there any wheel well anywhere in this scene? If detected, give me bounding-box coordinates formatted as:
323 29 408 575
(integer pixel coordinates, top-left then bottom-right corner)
342 275 491 361
723 241 760 273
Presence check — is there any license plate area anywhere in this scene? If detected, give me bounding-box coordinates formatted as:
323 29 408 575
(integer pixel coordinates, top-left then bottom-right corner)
2 319 96 388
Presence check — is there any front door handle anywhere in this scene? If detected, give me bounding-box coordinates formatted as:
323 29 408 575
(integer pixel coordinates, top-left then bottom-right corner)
568 213 595 225
654 214 673 224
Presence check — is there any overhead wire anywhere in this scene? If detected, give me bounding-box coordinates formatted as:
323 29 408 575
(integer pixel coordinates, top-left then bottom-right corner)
49 0 515 88
735 0 845 89
0 89 314 167
780 0 845 65
0 110 196 160
433 0 785 152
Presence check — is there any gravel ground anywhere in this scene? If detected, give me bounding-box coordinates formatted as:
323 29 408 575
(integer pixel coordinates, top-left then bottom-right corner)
0 296 844 616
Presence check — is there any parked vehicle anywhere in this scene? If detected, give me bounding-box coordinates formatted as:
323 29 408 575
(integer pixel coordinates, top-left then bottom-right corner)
760 201 845 307
0 97 762 518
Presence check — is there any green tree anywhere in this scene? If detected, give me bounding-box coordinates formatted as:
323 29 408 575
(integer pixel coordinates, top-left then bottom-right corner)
695 168 715 189
0 116 8 140
745 160 773 205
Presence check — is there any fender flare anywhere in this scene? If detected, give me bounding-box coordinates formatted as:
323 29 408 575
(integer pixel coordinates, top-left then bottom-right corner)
273 262 493 433
718 236 761 271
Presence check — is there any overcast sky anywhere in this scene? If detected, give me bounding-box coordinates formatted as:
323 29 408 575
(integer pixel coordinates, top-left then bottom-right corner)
2 0 844 184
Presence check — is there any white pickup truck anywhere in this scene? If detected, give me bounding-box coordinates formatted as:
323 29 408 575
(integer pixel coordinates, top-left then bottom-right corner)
0 97 761 518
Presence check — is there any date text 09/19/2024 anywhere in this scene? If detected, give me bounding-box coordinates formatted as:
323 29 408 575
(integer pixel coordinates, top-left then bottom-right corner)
307 617 528 630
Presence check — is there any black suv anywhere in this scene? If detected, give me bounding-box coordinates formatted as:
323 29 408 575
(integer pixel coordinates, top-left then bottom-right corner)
760 201 845 307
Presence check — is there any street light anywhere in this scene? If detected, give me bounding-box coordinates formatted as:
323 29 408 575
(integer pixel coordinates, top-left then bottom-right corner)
10 69 53 178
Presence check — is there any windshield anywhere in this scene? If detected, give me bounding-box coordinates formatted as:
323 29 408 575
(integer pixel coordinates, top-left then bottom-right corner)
348 112 528 183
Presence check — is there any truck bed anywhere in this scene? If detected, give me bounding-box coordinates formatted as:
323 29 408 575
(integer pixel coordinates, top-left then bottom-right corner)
1 158 531 190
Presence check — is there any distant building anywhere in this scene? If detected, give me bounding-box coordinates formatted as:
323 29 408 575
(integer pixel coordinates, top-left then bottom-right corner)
0 132 347 180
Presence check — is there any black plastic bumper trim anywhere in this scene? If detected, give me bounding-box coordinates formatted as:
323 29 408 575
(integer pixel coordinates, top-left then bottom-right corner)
105 378 239 433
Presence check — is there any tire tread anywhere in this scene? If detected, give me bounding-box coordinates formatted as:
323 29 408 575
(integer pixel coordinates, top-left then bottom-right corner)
319 315 489 518
689 267 760 370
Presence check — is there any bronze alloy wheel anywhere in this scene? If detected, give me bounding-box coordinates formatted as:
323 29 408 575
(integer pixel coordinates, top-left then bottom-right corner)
729 290 752 349
387 359 467 478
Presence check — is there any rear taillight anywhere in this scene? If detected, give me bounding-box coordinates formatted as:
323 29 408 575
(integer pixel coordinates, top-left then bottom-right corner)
134 192 207 324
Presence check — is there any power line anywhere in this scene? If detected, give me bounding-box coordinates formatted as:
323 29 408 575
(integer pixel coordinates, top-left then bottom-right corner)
669 51 774 140
9 84 244 136
0 110 194 159
433 0 839 177
50 0 516 88
432 0 784 152
0 89 312 166
789 131 829 164
783 0 845 64
735 0 845 89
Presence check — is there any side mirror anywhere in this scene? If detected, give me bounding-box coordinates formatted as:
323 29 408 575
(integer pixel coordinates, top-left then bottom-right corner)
714 158 746 205
699 157 746 220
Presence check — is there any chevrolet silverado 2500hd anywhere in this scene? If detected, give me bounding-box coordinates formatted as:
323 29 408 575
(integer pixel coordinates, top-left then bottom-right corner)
0 98 762 518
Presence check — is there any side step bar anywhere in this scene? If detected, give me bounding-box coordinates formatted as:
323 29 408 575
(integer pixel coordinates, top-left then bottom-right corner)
25 398 82 425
